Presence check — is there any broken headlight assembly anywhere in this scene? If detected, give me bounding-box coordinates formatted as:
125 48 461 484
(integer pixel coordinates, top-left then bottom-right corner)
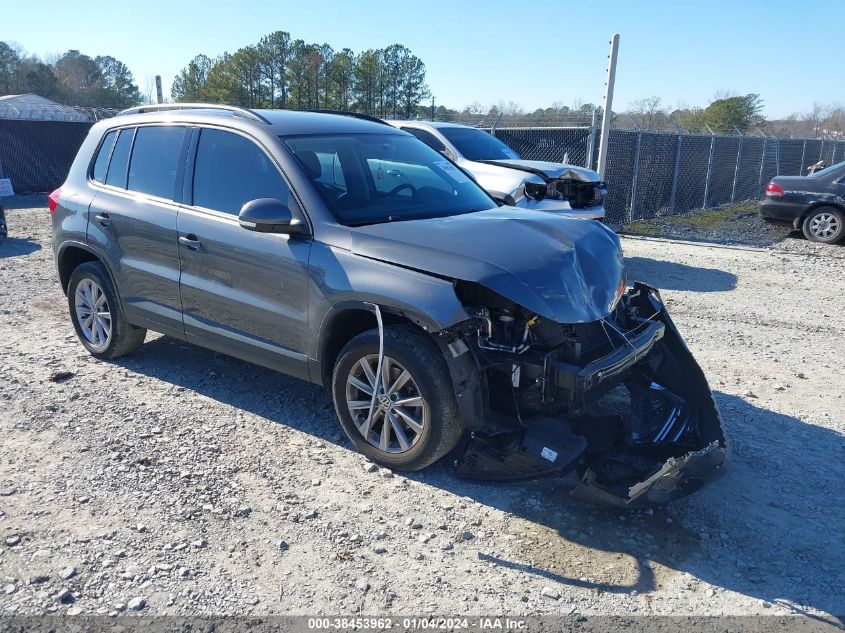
442 281 728 508
523 179 607 208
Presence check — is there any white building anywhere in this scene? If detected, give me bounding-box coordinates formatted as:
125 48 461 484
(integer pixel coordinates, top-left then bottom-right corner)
0 94 92 122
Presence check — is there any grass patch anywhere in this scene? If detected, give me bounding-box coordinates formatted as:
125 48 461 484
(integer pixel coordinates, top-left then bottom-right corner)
621 203 758 235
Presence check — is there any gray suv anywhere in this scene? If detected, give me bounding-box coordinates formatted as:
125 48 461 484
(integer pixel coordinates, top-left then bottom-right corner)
51 105 727 507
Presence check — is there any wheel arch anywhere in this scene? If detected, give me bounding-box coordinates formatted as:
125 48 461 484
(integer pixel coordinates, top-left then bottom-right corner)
794 201 845 229
57 242 116 295
312 300 447 387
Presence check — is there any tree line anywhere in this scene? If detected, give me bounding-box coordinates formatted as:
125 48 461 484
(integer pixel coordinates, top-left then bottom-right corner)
171 31 430 118
0 42 141 108
620 93 843 139
619 93 766 134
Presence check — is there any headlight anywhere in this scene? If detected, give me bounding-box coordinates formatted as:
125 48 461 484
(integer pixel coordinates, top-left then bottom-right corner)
523 182 547 201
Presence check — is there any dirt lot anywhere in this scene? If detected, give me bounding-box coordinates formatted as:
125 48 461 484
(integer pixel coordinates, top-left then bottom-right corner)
0 197 843 619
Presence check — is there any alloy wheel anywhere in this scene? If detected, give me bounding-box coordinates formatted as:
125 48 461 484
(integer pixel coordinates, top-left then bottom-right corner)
74 278 112 350
809 212 841 240
345 354 428 454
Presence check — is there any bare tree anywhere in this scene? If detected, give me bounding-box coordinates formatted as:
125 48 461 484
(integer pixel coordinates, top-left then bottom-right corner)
627 96 668 131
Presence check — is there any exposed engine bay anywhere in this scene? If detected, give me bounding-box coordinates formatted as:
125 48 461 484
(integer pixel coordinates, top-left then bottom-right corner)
439 281 728 508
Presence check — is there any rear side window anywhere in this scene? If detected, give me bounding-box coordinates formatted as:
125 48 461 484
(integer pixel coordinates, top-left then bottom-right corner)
92 131 117 183
105 128 134 188
127 126 187 199
192 128 290 215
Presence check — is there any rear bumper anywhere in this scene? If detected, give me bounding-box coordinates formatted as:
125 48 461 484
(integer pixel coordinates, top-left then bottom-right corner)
758 197 807 224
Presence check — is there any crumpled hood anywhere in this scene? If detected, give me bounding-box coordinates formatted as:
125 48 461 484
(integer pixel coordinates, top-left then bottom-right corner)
349 208 624 324
477 159 602 183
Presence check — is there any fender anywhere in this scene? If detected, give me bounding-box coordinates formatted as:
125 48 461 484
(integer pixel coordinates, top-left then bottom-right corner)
56 239 119 296
306 242 472 385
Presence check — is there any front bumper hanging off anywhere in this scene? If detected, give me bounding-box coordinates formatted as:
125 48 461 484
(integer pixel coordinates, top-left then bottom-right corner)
453 283 729 508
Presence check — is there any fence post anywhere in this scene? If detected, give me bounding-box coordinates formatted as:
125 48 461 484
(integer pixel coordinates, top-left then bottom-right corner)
703 133 715 209
490 112 502 137
775 138 780 175
629 131 642 222
758 138 767 196
819 140 825 163
799 140 806 175
585 107 598 169
730 128 743 203
668 132 683 214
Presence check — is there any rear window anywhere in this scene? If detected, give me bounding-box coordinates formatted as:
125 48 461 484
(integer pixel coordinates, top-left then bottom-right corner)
127 126 187 199
105 128 134 188
92 131 116 183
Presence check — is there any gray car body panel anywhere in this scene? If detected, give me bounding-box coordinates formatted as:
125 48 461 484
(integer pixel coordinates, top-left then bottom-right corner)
55 112 622 375
387 120 606 220
52 110 481 382
348 208 624 324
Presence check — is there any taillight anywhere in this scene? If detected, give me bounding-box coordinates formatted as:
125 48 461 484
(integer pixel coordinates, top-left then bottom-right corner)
48 188 61 213
765 182 784 197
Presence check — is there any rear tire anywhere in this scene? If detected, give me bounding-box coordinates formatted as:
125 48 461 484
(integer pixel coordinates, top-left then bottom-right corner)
331 324 463 471
67 261 146 359
801 207 844 244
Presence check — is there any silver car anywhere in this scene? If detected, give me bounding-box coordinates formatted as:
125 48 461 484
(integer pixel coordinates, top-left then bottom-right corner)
388 120 607 220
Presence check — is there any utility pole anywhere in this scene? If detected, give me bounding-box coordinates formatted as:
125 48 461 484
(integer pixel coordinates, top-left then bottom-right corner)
596 33 619 179
155 75 164 105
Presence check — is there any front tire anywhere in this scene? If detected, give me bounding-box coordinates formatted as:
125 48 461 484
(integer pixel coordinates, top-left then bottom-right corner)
67 261 146 359
331 324 463 471
802 207 844 244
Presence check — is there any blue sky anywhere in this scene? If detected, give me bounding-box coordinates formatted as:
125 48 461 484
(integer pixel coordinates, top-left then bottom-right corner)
4 0 840 117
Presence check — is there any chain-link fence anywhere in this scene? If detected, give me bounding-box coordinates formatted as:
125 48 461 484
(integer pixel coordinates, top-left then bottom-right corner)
0 105 118 195
1 110 844 224
0 119 94 194
487 124 845 224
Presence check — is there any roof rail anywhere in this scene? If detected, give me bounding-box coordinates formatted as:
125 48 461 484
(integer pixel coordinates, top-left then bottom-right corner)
117 103 270 124
296 109 390 126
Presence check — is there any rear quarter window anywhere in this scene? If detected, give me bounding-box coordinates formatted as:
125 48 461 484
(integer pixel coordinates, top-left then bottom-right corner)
403 127 447 152
105 128 134 188
92 131 117 183
127 126 187 200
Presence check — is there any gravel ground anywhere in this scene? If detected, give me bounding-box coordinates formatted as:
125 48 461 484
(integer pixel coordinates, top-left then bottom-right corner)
0 197 843 619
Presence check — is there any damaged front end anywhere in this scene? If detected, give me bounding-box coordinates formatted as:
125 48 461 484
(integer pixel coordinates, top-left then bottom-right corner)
480 159 608 212
440 281 728 508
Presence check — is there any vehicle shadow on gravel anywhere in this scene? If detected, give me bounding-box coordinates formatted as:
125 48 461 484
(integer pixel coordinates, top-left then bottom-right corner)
624 256 737 292
414 392 845 622
0 236 41 258
114 338 843 621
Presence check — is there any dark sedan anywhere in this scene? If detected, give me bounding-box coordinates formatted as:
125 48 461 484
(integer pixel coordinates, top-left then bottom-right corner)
759 160 845 243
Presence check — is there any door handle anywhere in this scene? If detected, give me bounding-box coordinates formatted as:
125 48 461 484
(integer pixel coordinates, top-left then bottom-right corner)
179 234 201 251
94 212 111 227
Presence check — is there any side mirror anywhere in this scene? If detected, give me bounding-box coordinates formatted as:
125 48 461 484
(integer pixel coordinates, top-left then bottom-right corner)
238 198 307 235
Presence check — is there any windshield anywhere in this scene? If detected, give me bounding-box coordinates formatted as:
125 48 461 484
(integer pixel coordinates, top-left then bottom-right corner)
438 126 522 161
282 133 496 226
